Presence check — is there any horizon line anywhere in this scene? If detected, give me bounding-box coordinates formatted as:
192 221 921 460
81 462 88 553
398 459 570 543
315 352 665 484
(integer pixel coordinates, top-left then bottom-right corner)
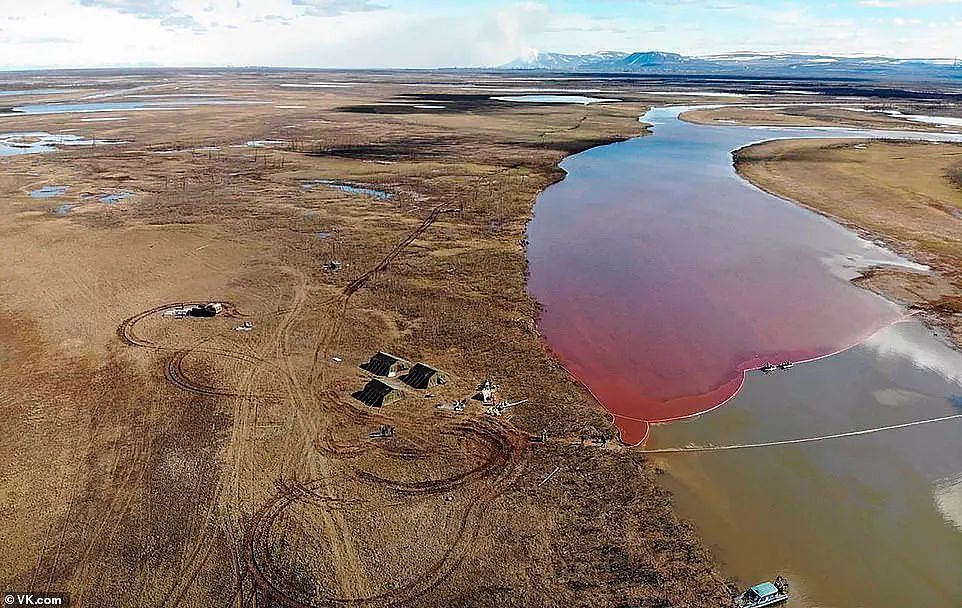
2 50 959 73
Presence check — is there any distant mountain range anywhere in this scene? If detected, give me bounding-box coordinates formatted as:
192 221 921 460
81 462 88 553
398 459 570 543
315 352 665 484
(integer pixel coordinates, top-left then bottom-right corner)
499 51 962 81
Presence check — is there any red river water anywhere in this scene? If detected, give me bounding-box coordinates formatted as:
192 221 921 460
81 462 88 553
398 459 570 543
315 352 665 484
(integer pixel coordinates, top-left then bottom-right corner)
525 107 956 444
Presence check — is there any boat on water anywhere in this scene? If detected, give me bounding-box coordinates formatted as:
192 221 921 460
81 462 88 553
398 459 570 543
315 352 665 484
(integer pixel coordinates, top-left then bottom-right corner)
777 361 794 370
759 363 777 373
735 577 789 607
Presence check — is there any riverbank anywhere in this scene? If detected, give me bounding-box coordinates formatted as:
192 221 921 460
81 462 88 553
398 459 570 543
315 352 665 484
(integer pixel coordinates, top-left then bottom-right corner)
735 138 962 350
681 105 957 131
0 72 731 606
524 104 962 608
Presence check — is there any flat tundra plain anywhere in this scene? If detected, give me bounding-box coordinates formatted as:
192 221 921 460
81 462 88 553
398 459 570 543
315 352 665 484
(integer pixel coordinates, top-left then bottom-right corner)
0 71 729 607
4 70 957 607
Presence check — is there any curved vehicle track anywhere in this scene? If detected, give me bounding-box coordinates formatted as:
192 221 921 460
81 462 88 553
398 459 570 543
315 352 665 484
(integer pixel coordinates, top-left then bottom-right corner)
243 415 529 608
115 202 530 607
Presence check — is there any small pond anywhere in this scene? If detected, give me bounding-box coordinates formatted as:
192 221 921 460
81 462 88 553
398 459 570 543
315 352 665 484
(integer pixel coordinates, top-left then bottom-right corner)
245 140 284 148
4 99 265 116
302 180 392 200
490 94 621 104
98 191 133 204
30 185 69 198
0 132 105 156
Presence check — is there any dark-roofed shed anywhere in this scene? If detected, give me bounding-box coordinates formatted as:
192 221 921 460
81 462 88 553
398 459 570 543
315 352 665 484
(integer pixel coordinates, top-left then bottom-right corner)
352 378 404 408
401 363 447 389
360 351 411 378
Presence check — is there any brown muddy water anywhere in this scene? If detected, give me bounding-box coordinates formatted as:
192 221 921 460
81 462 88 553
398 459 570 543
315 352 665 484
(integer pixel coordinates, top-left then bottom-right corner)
527 107 962 607
651 320 962 607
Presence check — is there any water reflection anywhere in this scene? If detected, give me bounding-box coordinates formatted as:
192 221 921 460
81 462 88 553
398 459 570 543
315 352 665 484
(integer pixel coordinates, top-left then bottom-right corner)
527 106 962 606
864 322 962 389
30 185 68 198
0 132 106 156
491 94 620 104
649 321 962 608
527 106 962 444
302 180 392 200
98 191 133 204
3 99 264 115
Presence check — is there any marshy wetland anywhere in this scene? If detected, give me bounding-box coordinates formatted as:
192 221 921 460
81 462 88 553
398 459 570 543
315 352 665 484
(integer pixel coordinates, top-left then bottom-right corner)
1 69 960 607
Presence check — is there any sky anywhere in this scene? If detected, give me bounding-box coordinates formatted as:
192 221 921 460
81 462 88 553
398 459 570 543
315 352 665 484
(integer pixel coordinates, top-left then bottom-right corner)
0 0 960 70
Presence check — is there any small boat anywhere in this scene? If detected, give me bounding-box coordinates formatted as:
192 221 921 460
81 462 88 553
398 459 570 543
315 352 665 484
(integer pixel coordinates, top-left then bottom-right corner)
759 363 777 373
777 361 794 370
735 577 789 607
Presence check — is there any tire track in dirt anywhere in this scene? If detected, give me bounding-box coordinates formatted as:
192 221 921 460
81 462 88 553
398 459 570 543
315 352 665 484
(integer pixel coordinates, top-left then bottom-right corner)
117 301 243 348
298 205 464 600
106 195 454 606
233 201 528 607
163 347 272 398
243 415 529 607
242 204 451 605
39 354 155 599
115 296 279 606
163 272 316 608
60 386 155 605
343 204 449 298
354 419 518 495
277 286 371 601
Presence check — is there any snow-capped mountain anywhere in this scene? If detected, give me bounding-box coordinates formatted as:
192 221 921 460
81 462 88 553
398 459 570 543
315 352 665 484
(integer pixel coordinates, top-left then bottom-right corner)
500 51 631 70
501 51 689 71
499 51 961 80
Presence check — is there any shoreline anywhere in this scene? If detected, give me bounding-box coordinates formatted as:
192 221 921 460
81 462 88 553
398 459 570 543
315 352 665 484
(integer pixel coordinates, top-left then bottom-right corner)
0 80 736 607
733 138 962 354
523 115 928 448
678 105 959 133
521 127 661 448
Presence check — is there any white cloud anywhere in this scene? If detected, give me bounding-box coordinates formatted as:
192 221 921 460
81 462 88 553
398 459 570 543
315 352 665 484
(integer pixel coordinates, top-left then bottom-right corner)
77 0 206 31
289 0 388 17
0 0 958 69
860 0 962 6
